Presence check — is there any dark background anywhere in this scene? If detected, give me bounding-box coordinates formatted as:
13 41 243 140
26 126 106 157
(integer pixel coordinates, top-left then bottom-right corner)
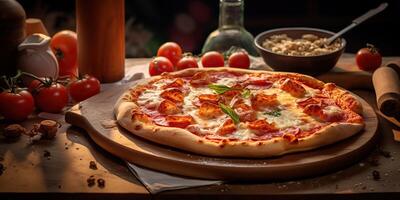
17 0 400 57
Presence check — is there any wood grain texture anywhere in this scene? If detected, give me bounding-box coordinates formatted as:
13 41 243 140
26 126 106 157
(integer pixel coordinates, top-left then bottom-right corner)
76 0 125 83
65 80 378 180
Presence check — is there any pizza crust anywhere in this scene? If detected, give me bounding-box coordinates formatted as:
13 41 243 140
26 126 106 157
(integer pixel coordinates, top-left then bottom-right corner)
114 67 365 158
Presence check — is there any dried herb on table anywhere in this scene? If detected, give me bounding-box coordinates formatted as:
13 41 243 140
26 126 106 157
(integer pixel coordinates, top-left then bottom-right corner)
89 161 98 170
97 178 106 188
372 170 381 180
43 150 51 159
87 175 96 187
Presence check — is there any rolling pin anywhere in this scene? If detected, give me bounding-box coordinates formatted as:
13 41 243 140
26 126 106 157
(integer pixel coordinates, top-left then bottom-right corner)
372 61 400 117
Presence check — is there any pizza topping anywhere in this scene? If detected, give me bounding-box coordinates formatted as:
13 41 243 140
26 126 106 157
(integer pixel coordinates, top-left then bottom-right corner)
280 78 306 97
216 119 237 135
158 100 181 115
303 104 344 122
190 72 211 86
198 94 220 104
251 93 279 110
198 102 223 119
264 109 281 117
162 78 184 89
243 79 273 90
219 103 240 124
160 88 184 103
233 102 257 122
283 133 298 143
166 115 194 128
322 105 344 122
247 119 278 135
208 84 239 95
132 109 151 123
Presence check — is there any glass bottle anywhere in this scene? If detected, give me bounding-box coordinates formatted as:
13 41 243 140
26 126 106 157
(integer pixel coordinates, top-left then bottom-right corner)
202 0 258 56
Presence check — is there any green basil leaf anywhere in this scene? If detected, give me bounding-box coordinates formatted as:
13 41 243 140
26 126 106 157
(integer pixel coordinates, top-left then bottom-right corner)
264 109 281 117
241 89 251 98
219 103 240 124
208 84 232 94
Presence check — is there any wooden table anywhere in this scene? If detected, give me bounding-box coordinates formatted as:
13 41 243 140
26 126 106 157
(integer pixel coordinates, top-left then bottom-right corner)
1 55 400 200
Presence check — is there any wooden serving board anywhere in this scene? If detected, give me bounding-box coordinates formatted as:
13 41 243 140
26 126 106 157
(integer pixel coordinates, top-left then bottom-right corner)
65 81 378 181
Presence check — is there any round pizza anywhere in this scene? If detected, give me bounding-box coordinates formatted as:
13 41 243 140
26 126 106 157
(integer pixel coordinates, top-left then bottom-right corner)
114 68 364 158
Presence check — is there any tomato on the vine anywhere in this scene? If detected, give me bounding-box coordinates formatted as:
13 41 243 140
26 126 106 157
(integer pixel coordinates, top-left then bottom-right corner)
30 80 68 113
201 51 224 68
69 75 101 102
176 55 198 70
0 90 34 121
149 56 174 76
50 30 78 77
356 44 382 71
228 51 250 69
157 42 182 66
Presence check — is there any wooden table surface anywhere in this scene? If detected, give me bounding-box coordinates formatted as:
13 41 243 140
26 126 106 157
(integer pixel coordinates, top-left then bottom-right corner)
1 55 400 200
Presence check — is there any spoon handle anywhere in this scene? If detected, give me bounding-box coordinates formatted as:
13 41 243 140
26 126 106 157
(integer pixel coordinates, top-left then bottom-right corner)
327 2 388 45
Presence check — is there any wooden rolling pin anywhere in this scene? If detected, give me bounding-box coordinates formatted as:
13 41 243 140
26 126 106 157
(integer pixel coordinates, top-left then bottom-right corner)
372 61 400 117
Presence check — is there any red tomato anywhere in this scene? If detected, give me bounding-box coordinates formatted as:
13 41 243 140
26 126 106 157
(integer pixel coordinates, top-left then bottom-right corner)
228 51 250 69
69 75 101 102
157 42 182 66
31 82 69 113
356 44 382 71
0 90 34 121
176 56 198 70
149 57 174 76
50 30 78 77
201 51 225 68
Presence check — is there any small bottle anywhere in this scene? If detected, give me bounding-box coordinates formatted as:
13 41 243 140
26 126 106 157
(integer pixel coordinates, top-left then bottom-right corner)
202 0 258 56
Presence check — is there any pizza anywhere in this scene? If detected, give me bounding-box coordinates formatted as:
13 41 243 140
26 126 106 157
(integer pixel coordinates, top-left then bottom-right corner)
114 68 364 158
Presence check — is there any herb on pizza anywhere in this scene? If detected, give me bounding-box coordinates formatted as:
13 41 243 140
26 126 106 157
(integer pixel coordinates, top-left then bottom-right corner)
219 103 240 124
208 84 250 98
264 109 281 117
208 84 235 94
241 89 251 98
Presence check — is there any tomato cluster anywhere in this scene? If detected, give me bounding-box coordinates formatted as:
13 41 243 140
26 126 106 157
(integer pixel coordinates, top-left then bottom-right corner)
149 42 251 76
0 74 100 121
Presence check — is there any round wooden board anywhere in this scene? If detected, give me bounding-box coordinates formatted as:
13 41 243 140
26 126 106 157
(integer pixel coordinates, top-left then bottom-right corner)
65 82 378 181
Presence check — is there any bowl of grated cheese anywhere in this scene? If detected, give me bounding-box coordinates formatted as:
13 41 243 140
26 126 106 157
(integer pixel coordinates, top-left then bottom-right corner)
254 27 346 75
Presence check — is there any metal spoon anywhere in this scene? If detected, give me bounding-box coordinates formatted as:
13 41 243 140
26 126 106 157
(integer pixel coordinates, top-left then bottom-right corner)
326 2 388 45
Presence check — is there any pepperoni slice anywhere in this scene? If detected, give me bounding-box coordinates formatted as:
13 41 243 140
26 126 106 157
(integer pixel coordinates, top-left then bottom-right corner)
158 99 181 115
280 78 306 97
162 78 184 89
190 72 211 86
198 102 223 119
166 115 194 128
131 109 151 123
251 93 279 110
247 119 278 135
198 94 220 104
160 88 184 103
243 79 273 90
233 102 257 122
216 119 237 136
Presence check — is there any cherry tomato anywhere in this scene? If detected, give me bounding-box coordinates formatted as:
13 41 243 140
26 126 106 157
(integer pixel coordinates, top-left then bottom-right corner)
69 75 101 102
176 55 198 70
356 44 382 71
149 57 174 76
201 51 225 68
50 30 78 77
157 42 182 66
228 51 250 69
30 82 68 113
0 90 34 121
